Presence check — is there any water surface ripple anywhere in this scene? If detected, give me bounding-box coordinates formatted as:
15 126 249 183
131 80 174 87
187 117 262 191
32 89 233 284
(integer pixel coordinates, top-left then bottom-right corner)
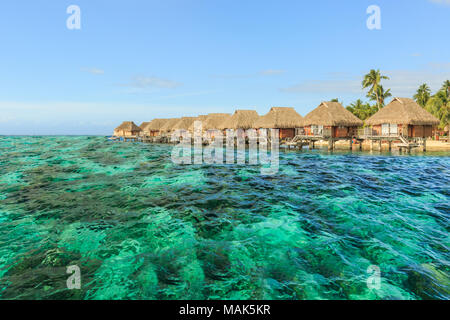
0 136 449 299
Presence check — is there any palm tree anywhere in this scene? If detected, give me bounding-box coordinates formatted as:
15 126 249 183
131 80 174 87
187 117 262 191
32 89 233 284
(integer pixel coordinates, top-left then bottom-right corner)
362 69 390 111
370 85 392 107
442 80 450 97
413 83 431 107
346 99 377 120
426 84 450 129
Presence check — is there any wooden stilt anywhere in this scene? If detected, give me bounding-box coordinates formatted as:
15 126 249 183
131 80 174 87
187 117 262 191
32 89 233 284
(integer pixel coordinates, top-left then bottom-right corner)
423 139 427 152
370 140 374 151
379 140 382 151
388 141 392 151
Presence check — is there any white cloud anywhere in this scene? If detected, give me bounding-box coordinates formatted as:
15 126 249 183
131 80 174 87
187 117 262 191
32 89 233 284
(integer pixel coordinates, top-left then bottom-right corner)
259 69 286 76
81 67 105 75
121 75 182 89
280 63 450 98
212 69 286 79
429 0 450 6
280 79 361 94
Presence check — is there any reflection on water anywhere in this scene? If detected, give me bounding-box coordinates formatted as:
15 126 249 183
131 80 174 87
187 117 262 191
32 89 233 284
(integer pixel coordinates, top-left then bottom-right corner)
0 136 448 300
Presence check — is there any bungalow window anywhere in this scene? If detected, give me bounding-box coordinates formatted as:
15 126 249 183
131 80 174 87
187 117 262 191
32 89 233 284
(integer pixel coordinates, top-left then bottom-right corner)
390 124 398 135
382 124 389 136
311 125 323 135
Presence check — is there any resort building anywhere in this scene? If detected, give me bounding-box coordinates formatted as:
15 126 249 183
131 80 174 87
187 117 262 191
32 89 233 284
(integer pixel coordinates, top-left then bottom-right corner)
364 98 440 138
219 110 259 131
113 121 142 137
303 101 363 138
139 122 151 133
202 113 232 138
187 113 231 137
188 115 209 133
160 118 180 135
143 119 169 137
253 107 304 139
172 117 197 132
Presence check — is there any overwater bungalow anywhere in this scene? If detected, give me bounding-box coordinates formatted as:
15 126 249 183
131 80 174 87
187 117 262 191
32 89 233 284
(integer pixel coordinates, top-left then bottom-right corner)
113 121 142 137
143 118 169 137
188 115 209 133
303 101 363 138
364 98 440 138
202 113 232 138
160 118 180 135
172 117 197 132
253 107 304 139
139 122 151 132
219 110 259 131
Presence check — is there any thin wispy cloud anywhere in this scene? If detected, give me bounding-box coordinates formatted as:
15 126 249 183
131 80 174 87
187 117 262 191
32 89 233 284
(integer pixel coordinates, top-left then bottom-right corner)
428 0 450 6
81 67 105 75
280 63 450 98
212 69 286 79
121 75 183 89
259 69 286 76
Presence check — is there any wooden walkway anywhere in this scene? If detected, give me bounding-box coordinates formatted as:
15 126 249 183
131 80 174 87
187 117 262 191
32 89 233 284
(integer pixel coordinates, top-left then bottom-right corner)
282 134 427 152
110 133 428 152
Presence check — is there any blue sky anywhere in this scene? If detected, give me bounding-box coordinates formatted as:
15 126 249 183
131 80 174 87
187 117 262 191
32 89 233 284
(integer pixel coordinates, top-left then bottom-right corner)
0 0 449 135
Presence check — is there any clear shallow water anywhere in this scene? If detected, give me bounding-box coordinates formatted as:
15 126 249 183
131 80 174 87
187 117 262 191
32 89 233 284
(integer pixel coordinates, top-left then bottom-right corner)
0 136 449 300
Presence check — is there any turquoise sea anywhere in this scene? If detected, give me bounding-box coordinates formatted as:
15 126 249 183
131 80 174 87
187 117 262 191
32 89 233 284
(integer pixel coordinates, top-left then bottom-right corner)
0 136 449 300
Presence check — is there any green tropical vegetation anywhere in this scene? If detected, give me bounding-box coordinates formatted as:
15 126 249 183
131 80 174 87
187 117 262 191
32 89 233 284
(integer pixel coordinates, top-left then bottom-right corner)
345 69 391 121
338 70 449 132
362 69 390 111
346 99 377 121
424 81 450 130
413 83 431 107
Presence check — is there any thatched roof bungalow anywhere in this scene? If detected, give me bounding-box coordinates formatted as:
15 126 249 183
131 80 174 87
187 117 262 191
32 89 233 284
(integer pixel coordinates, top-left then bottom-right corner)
140 122 151 130
365 98 440 138
114 121 142 137
219 110 259 130
160 118 180 134
143 118 169 136
303 102 363 138
203 113 232 130
253 107 304 139
172 117 197 132
187 113 232 132
188 115 209 132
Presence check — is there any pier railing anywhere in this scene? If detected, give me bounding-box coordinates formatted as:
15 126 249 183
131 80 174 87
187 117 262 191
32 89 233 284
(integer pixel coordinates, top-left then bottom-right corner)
357 128 401 138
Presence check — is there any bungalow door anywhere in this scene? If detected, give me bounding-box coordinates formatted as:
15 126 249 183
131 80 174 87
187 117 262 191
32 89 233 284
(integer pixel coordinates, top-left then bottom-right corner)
382 124 389 136
390 124 398 136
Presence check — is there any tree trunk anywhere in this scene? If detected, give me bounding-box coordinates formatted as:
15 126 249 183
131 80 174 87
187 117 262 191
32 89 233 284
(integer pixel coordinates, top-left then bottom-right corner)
376 92 380 111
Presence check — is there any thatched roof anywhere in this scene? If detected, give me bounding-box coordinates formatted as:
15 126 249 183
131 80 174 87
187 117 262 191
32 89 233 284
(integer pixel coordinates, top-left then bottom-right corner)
144 118 169 131
188 115 209 131
172 117 197 131
253 107 304 129
203 113 232 130
160 118 180 132
140 122 151 130
219 110 259 129
365 98 440 126
303 102 364 127
114 121 142 132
